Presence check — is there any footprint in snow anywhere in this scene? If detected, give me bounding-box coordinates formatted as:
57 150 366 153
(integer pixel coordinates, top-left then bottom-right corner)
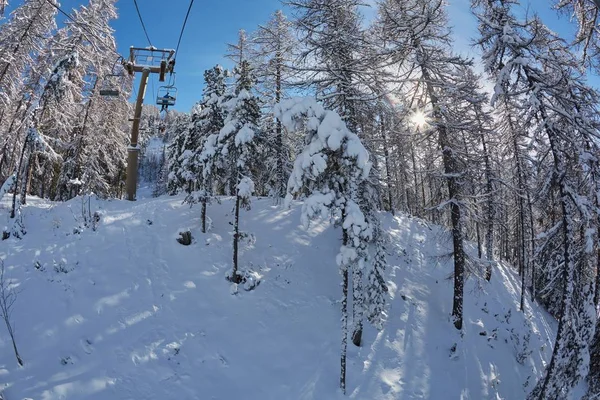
81 338 94 354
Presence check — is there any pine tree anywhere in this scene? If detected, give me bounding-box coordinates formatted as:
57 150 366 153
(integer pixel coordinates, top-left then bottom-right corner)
166 113 192 195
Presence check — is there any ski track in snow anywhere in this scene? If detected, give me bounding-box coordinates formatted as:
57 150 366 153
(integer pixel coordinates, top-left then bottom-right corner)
0 195 557 399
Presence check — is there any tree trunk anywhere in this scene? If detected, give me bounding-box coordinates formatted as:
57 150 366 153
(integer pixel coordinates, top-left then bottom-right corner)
10 133 29 219
410 143 421 218
340 224 349 393
532 185 574 400
340 265 348 394
21 154 34 205
201 199 207 233
586 322 600 398
381 113 395 215
507 107 529 310
420 63 465 330
275 50 286 201
352 263 363 347
480 131 494 281
231 194 241 282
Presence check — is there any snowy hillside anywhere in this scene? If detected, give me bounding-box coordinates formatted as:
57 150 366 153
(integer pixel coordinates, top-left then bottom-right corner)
0 194 556 399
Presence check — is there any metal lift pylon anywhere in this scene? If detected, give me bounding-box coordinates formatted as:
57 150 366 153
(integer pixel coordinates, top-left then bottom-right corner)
123 46 175 201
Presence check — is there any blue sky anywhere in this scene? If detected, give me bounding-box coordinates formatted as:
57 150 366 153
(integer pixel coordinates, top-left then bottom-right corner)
4 0 595 111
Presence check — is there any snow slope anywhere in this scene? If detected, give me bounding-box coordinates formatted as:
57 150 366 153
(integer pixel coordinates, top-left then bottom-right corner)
0 194 556 399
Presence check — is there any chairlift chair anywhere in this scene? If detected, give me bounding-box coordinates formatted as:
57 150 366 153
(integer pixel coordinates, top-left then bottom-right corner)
156 86 177 107
99 73 124 97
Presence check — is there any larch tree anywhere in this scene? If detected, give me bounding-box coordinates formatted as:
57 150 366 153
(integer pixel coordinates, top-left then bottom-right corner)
472 1 599 396
251 10 296 200
377 0 472 330
48 0 121 200
0 0 56 111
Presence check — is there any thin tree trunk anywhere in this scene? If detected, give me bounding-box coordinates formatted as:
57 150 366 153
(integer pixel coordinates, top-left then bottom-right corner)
420 62 465 330
10 133 29 219
231 194 240 282
201 199 207 233
352 265 363 347
21 153 34 205
340 265 348 394
340 225 349 394
527 192 536 301
381 113 395 215
275 50 286 201
480 131 494 280
410 142 421 218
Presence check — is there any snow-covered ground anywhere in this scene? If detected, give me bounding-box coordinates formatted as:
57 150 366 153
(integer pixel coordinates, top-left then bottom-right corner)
0 194 556 399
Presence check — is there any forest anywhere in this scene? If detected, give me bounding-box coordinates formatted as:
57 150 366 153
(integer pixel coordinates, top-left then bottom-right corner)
0 0 600 399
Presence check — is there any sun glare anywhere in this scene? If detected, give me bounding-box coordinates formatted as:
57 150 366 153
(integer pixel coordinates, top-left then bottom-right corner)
410 110 428 129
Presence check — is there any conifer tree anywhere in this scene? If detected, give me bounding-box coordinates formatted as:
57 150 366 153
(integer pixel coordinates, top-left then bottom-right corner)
188 65 227 232
202 60 260 283
276 97 372 393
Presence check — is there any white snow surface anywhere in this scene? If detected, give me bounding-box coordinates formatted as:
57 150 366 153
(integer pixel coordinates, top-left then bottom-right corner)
0 194 557 399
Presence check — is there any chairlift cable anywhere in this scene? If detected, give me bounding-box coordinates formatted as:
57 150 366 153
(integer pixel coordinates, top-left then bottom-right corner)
174 0 195 61
132 0 153 47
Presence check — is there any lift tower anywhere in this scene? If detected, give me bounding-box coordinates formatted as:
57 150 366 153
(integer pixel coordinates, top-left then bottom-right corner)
124 47 175 201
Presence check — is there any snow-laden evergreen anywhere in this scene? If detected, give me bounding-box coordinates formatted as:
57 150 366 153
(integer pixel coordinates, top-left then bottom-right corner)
275 96 379 392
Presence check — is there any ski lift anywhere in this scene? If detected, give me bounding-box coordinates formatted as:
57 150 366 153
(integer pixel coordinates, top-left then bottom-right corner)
99 57 127 97
99 73 124 97
156 86 177 107
156 73 177 109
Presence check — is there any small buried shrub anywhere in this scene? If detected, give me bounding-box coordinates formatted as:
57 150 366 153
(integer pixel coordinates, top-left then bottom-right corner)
226 268 261 291
177 230 193 246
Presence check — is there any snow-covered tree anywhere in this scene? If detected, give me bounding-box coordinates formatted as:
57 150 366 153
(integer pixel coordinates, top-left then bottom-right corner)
48 0 122 200
290 0 370 132
251 10 297 200
0 0 56 111
376 0 473 330
201 60 260 283
472 1 599 396
166 113 192 195
276 97 372 393
186 65 228 232
554 0 600 70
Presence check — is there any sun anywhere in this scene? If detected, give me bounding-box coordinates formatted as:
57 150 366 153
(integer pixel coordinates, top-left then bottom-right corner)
410 110 428 129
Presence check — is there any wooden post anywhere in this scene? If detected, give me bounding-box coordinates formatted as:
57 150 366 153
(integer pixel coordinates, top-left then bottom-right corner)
126 68 150 201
